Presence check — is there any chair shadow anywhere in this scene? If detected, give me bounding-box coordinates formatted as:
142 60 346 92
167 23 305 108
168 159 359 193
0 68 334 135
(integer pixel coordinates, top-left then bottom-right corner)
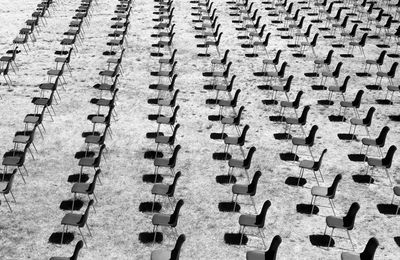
352 174 374 184
147 98 159 105
347 154 368 162
218 201 241 212
262 99 278 105
296 203 319 215
224 233 248 245
337 133 358 141
269 115 285 122
311 84 327 91
81 131 100 137
138 232 163 244
146 132 164 139
139 202 162 213
142 174 164 183
210 133 228 140
67 174 89 183
273 133 292 140
48 232 74 245
279 152 299 162
394 237 400 247
208 115 224 122
376 204 399 215
59 199 84 211
317 100 334 106
309 234 335 247
74 151 95 159
0 173 13 182
389 115 400 121
205 99 220 105
212 152 232 160
148 114 163 121
216 175 237 184
328 115 346 122
375 99 393 105
144 150 164 159
285 177 307 187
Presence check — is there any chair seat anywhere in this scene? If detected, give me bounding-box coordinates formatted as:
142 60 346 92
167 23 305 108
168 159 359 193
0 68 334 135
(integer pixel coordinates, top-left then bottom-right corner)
154 158 170 167
91 98 111 107
224 136 239 145
218 99 232 107
232 184 249 195
221 117 235 125
151 183 169 195
39 82 56 90
292 137 307 146
78 157 96 167
272 85 285 91
90 116 106 124
239 214 258 227
13 135 30 144
32 97 50 106
376 71 389 77
85 135 101 144
341 252 361 260
157 99 172 106
365 59 377 65
321 71 333 77
99 70 115 77
152 213 172 226
311 186 329 197
350 118 364 125
156 116 172 124
228 159 245 168
326 215 345 228
280 100 295 108
262 59 276 65
155 135 171 144
61 39 75 45
2 156 21 166
367 157 383 167
24 115 40 124
328 86 341 92
246 250 265 260
361 138 377 146
340 101 353 107
349 42 360 46
285 117 300 124
151 249 171 260
49 257 69 260
388 85 400 91
211 58 223 64
71 183 90 194
299 159 316 169
61 213 83 226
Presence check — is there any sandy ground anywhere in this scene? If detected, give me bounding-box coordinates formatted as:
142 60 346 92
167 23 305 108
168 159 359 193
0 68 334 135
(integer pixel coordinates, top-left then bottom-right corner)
0 0 399 259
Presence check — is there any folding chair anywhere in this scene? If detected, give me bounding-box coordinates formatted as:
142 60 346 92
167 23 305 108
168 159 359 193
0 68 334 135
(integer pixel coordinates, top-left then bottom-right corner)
231 171 261 212
150 234 185 260
238 200 271 247
152 199 184 242
246 235 282 259
1 169 17 212
151 171 181 212
49 240 84 260
298 148 327 186
310 174 342 215
341 237 379 260
324 202 360 251
366 145 397 185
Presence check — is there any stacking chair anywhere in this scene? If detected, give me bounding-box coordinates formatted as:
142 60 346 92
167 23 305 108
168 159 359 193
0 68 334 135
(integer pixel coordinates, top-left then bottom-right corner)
1 169 17 212
227 147 256 183
238 200 271 247
375 62 398 86
50 240 83 260
291 125 318 159
13 34 30 54
0 46 19 73
31 90 56 122
154 145 181 178
327 76 350 103
246 235 282 260
99 62 120 83
155 123 180 154
340 24 358 42
217 89 241 119
71 170 101 211
49 240 84 260
347 33 368 58
203 62 232 85
231 171 262 211
324 202 360 250
313 50 334 72
0 60 13 86
13 125 38 156
55 48 74 75
321 62 343 87
159 49 177 70
278 91 303 121
341 237 379 260
203 32 223 56
87 105 114 132
339 90 364 120
261 50 281 73
260 62 288 85
61 200 94 246
78 144 106 182
210 49 230 72
360 126 390 158
298 149 327 186
156 105 180 136
391 186 400 215
298 33 319 57
47 60 67 85
151 61 177 83
220 105 244 137
363 50 386 74
152 199 184 242
348 107 375 138
151 171 181 212
223 124 250 157
150 234 185 260
310 174 342 215
60 34 79 53
284 105 310 137
366 145 397 185
271 75 293 101
2 143 30 183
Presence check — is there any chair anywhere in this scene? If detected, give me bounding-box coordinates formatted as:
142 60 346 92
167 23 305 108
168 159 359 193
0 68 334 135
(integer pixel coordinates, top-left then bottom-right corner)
231 171 261 211
228 146 256 183
391 186 400 215
298 149 327 186
261 50 281 73
246 235 282 260
324 202 360 250
271 75 293 101
291 125 318 159
341 237 379 260
224 124 250 157
0 60 13 86
49 240 84 260
55 48 74 75
151 171 181 212
1 169 17 212
278 90 303 121
0 46 19 73
366 145 397 185
156 105 180 136
299 33 318 57
326 76 350 103
71 170 101 211
239 200 271 247
310 174 342 215
348 107 375 138
375 62 398 86
220 105 244 137
363 50 386 74
321 62 343 87
217 89 241 119
155 124 180 154
78 144 106 182
313 49 334 72
150 234 186 260
210 49 229 72
360 126 390 158
2 143 30 183
285 105 310 137
339 90 364 120
152 199 184 242
154 145 181 178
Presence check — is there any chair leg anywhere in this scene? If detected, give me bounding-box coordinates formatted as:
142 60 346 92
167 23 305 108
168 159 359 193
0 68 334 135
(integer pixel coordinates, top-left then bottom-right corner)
153 225 158 243
78 227 87 247
258 228 267 248
239 226 245 246
328 228 334 248
86 223 92 237
329 199 336 216
346 230 355 251
385 168 393 185
310 195 315 215
152 194 157 213
3 194 12 212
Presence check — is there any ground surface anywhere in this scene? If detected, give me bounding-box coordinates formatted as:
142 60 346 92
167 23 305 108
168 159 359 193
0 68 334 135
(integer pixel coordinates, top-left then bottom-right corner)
0 0 399 259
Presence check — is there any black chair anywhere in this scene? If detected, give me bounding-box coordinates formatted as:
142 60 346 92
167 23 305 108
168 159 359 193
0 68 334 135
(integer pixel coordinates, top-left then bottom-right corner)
298 149 327 186
310 174 342 215
341 237 379 260
231 171 261 211
49 240 84 260
151 171 181 212
152 199 184 242
366 145 397 185
246 235 282 260
150 234 186 260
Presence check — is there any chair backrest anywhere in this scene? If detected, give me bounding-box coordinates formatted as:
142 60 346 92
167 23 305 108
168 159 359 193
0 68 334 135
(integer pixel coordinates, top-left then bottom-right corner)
170 89 180 107
258 24 266 38
332 62 343 78
253 16 261 29
170 105 180 124
87 170 101 195
305 125 318 146
292 90 303 108
71 240 84 260
169 49 178 64
170 61 178 75
296 16 305 29
327 174 342 198
324 50 334 65
304 24 312 38
223 61 232 78
342 202 360 230
230 89 241 107
360 237 379 260
334 8 342 20
375 126 390 147
352 90 364 108
387 62 398 77
376 51 386 66
326 2 334 13
340 75 350 93
362 107 375 126
233 105 245 125
221 49 230 65
315 149 327 170
265 235 282 260
298 105 310 124
78 200 94 227
226 75 236 92
169 144 181 167
283 75 294 92
244 146 256 169
255 200 271 228
237 124 250 146
382 145 397 168
168 124 180 145
170 234 186 260
65 48 74 63
278 61 287 78
167 171 181 196
359 33 368 46
262 32 271 45
169 74 178 90
215 32 223 45
94 144 106 166
3 169 17 194
111 88 119 105
169 199 184 227
209 8 217 21
273 50 282 65
349 24 358 38
310 33 319 47
286 2 293 14
340 15 349 28
248 171 262 196
384 16 393 28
